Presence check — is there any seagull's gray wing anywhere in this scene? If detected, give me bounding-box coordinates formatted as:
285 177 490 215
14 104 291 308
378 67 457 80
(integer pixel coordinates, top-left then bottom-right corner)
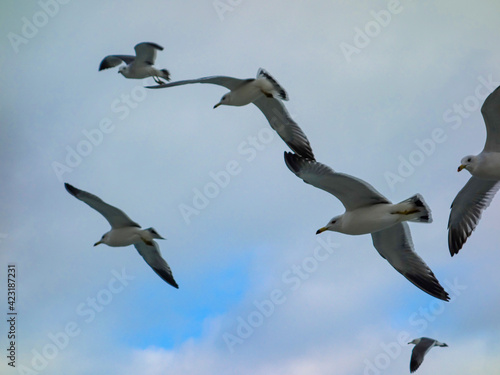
134 241 178 288
284 152 389 211
134 42 163 65
64 183 140 229
448 177 500 255
253 97 315 160
372 223 449 301
99 55 135 71
145 76 249 91
410 338 436 373
481 85 500 152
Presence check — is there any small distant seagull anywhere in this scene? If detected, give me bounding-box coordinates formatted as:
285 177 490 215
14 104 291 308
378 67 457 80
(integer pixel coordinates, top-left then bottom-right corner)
99 42 171 84
64 183 178 288
146 68 315 160
448 85 500 255
408 337 448 373
284 152 449 301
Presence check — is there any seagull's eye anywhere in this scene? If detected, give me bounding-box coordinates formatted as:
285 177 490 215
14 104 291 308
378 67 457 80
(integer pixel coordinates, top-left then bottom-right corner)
467 158 472 162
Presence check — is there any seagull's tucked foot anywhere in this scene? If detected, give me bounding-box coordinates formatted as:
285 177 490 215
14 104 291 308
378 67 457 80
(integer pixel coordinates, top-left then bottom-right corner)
262 90 274 98
393 209 420 215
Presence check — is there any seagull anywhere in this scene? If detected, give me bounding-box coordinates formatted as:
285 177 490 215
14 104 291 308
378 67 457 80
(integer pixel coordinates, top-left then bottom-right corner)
99 42 171 84
408 337 448 373
448 85 500 255
284 152 449 301
146 68 315 160
64 183 178 288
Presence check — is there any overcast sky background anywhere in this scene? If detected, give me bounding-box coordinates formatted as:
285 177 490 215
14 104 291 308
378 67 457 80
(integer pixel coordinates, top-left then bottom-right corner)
1 1 500 374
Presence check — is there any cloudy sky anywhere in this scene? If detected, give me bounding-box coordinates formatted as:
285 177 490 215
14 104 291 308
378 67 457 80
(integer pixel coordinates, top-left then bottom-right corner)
1 1 500 374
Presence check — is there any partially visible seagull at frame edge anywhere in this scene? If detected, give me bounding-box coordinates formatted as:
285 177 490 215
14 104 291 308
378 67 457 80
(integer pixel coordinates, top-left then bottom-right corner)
448 84 500 255
64 183 179 288
99 42 171 84
408 337 448 373
146 68 316 160
284 152 449 301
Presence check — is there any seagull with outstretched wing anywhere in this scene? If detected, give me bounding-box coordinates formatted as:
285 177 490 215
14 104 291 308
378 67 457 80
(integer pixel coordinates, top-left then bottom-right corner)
64 183 178 288
448 85 500 255
284 152 449 301
99 42 170 84
147 68 315 160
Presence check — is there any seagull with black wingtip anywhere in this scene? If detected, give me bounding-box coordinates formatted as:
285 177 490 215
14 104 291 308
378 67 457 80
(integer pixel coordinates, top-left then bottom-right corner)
146 68 315 160
64 183 178 289
408 337 448 373
448 84 500 256
284 152 449 301
99 42 171 84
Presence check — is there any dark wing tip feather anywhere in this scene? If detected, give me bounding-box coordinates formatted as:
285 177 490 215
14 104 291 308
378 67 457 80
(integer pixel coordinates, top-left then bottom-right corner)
142 42 164 51
406 272 450 302
98 58 111 71
448 179 500 256
448 227 467 256
284 151 314 177
284 152 301 175
99 55 131 71
64 183 80 197
153 266 179 289
287 136 315 160
410 359 419 373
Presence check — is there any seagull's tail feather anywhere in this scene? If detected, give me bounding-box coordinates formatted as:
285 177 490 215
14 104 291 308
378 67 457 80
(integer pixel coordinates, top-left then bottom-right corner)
257 68 288 101
396 194 432 223
159 69 171 82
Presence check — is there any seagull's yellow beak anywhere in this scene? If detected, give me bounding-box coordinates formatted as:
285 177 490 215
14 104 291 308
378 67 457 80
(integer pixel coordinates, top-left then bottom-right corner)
213 102 221 109
316 227 328 235
93 240 103 247
457 164 466 172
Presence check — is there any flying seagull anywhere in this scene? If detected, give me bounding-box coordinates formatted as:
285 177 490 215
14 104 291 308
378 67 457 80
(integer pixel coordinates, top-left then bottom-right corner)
284 152 449 301
99 42 171 84
408 337 448 373
448 85 500 255
64 183 178 288
146 68 315 160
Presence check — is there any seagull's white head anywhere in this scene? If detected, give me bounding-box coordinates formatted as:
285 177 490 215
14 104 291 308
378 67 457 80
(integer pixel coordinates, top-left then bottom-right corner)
145 227 165 240
408 338 420 345
94 233 109 246
118 66 127 76
214 93 231 108
316 215 343 234
458 155 477 173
